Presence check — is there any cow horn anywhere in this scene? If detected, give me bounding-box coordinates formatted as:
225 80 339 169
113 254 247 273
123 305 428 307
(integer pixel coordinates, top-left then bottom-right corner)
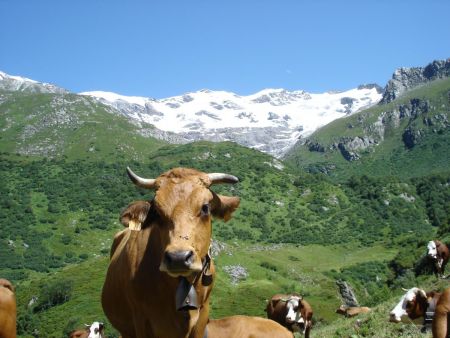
418 289 427 298
126 167 157 189
208 173 239 185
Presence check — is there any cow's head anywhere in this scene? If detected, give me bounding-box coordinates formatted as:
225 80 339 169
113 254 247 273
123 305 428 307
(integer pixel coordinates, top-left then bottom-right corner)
285 295 302 324
427 240 438 260
336 304 348 315
124 167 240 278
389 287 427 323
85 321 104 338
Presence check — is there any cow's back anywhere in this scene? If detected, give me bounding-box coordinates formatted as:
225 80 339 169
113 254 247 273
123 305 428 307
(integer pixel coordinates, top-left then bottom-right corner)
0 279 16 338
208 316 293 338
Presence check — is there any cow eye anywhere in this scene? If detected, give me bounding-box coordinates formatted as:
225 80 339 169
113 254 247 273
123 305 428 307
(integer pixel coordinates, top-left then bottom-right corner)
200 204 210 216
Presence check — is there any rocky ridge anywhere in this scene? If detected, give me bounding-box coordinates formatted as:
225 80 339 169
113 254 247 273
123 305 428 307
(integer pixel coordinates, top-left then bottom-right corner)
295 59 450 163
380 58 450 104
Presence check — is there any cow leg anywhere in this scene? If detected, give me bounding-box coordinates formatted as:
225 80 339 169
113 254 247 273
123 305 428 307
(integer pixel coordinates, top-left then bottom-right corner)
432 312 448 338
304 327 311 338
190 303 210 338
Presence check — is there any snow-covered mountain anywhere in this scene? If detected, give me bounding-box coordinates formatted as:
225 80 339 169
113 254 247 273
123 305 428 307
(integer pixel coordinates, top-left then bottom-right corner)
81 85 382 157
0 69 382 157
0 71 68 94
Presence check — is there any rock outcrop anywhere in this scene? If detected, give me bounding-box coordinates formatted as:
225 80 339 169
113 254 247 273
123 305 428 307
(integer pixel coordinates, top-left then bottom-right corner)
380 59 450 104
336 279 359 307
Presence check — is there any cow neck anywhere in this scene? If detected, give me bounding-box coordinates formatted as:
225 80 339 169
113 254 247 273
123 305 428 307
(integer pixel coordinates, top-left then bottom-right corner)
422 293 441 329
426 293 441 316
175 247 213 311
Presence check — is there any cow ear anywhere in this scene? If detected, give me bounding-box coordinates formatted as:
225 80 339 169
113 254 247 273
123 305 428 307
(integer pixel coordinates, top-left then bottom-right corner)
120 200 151 230
211 194 240 222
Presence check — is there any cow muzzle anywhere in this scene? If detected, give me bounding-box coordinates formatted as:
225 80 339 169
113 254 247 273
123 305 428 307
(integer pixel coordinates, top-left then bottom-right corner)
389 313 402 323
161 249 202 276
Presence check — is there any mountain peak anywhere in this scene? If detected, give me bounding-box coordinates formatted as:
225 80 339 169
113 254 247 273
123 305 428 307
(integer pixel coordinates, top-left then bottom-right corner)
0 70 68 94
380 58 450 103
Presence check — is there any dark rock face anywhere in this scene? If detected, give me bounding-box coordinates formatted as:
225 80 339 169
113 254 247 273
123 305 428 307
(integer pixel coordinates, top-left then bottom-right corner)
338 143 360 161
337 136 376 161
336 280 359 307
305 140 326 153
380 59 450 104
402 126 424 149
357 83 384 94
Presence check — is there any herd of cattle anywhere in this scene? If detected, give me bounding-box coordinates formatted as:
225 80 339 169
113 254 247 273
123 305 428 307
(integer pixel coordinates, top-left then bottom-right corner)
0 167 449 337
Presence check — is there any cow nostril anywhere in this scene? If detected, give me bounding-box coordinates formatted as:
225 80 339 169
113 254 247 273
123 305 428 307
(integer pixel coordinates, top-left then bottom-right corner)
184 250 194 265
164 250 195 270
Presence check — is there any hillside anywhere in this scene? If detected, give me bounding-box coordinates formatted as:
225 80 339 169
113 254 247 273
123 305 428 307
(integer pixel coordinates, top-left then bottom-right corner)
0 63 449 338
284 77 450 180
0 90 167 161
1 143 448 337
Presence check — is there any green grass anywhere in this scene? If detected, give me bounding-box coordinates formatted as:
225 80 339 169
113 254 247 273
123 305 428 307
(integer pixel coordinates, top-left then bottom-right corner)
14 241 398 337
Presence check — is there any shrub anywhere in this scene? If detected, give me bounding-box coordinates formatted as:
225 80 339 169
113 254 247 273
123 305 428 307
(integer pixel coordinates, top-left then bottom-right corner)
33 279 73 312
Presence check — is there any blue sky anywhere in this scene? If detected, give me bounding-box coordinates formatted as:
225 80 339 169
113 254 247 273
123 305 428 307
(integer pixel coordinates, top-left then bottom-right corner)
1 0 449 99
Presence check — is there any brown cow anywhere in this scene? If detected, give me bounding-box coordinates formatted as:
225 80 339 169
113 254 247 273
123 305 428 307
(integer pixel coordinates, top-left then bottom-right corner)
389 287 442 323
432 287 450 338
427 240 450 278
336 304 371 317
0 278 16 338
102 167 240 338
266 293 313 337
69 330 87 338
207 315 293 338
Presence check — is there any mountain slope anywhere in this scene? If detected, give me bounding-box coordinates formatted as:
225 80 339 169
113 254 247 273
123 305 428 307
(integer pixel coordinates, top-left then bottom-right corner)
284 77 450 179
0 90 167 161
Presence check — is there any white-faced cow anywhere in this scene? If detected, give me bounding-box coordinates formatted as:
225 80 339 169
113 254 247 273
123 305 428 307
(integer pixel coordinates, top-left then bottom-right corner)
0 278 16 338
266 293 313 337
427 240 449 278
389 287 442 324
207 315 294 338
102 167 240 338
432 287 450 338
336 304 371 317
69 322 105 338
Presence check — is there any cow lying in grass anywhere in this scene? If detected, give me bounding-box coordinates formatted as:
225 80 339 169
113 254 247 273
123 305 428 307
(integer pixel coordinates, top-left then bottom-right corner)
336 304 371 317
